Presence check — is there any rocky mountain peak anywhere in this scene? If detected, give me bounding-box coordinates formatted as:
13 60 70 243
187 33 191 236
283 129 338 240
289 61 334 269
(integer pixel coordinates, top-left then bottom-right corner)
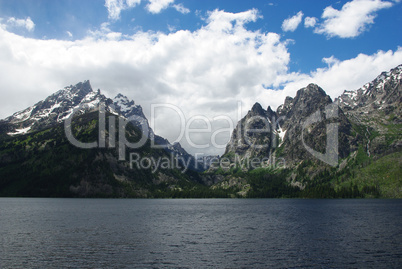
56 80 94 103
278 84 332 125
224 80 356 168
68 80 92 95
304 83 326 95
294 84 328 103
293 84 331 114
112 93 146 129
277 96 293 117
266 106 276 120
114 93 132 105
248 103 277 120
224 101 275 160
113 94 137 113
251 102 266 116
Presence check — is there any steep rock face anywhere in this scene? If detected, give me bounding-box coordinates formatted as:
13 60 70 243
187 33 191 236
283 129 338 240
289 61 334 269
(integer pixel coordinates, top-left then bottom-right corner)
276 96 293 116
277 84 332 165
224 102 276 161
278 84 355 166
278 84 331 124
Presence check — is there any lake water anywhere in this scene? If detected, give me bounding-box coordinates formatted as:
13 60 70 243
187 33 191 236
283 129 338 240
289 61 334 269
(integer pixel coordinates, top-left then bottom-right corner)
0 198 401 268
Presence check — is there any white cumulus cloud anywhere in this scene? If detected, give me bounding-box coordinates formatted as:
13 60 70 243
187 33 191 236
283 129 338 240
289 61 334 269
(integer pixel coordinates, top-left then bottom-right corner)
173 3 190 14
206 9 262 32
282 11 304 32
315 0 394 38
105 0 141 20
322 55 340 67
304 16 317 28
146 0 175 14
6 17 35 31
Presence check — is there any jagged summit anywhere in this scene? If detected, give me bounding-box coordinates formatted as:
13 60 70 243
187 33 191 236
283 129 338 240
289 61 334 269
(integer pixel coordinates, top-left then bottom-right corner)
266 106 276 119
114 93 135 110
293 84 330 104
66 80 92 95
302 83 327 95
249 102 277 121
1 81 146 137
3 81 103 135
276 96 293 116
251 102 265 115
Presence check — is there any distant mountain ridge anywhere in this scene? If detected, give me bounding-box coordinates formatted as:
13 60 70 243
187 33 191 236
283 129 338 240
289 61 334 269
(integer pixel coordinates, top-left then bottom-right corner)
0 80 201 161
339 65 402 111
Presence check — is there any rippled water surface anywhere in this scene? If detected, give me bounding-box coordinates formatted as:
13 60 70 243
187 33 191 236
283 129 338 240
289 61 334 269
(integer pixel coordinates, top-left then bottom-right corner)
0 198 401 268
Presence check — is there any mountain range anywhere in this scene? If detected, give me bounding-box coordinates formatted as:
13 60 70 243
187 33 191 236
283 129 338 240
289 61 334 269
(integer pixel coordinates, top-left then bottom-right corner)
0 81 206 197
0 65 401 198
211 64 401 197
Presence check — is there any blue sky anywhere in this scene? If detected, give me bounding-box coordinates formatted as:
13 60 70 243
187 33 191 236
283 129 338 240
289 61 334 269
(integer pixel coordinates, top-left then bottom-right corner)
0 0 401 155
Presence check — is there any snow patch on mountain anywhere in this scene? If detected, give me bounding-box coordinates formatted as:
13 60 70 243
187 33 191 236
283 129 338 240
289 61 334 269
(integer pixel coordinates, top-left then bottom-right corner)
7 125 32 136
7 106 35 124
277 126 286 146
